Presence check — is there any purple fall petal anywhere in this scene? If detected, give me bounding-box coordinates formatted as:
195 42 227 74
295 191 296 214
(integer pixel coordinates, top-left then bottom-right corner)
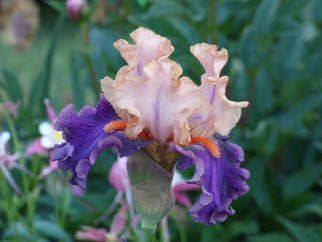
52 94 150 189
170 136 249 225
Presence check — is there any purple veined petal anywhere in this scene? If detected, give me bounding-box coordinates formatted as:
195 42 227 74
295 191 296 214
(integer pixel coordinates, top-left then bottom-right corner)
170 135 249 225
52 94 151 189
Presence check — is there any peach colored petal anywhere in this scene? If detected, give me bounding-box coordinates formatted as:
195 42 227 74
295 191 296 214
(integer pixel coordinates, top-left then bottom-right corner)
113 27 174 77
212 77 249 135
190 43 248 136
188 100 214 138
109 59 203 146
101 28 175 121
190 43 228 103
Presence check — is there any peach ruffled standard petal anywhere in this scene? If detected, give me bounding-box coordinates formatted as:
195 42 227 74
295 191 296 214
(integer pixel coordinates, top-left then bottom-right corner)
190 43 249 136
191 43 228 103
113 27 174 77
101 27 175 121
107 59 203 146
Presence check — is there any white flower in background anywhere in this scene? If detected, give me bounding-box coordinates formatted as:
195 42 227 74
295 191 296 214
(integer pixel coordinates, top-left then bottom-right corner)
39 121 64 149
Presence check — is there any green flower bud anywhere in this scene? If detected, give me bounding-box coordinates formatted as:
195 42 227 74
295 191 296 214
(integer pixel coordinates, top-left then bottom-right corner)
127 149 175 228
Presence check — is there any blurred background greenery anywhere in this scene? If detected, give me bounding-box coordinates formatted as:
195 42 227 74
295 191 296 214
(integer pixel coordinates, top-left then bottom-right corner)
0 0 321 241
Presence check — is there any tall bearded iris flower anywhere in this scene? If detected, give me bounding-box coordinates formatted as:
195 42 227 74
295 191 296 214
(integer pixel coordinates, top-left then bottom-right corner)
53 27 249 231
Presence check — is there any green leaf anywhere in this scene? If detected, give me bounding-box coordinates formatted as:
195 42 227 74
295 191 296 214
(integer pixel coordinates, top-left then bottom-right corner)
230 60 250 101
183 0 206 21
277 216 321 242
227 220 259 239
279 78 307 109
144 0 186 19
137 0 148 8
276 0 309 17
45 0 68 15
34 220 71 241
282 163 322 199
3 222 30 239
253 67 274 115
89 27 121 74
271 17 302 35
289 202 322 218
247 157 275 215
201 225 224 242
168 18 202 45
69 52 86 110
252 0 279 34
274 31 303 80
248 232 294 242
0 67 23 103
239 26 255 65
28 16 65 116
276 94 322 137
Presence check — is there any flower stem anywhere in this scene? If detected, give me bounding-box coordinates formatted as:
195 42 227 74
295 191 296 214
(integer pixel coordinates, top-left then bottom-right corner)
141 225 156 242
81 21 100 99
4 112 29 194
0 174 22 241
161 217 170 242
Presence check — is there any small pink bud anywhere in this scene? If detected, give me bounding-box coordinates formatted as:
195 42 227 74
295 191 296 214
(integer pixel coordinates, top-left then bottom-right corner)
76 226 107 241
66 0 87 20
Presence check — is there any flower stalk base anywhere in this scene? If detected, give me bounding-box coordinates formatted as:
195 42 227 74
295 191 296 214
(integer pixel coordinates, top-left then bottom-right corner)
141 225 157 242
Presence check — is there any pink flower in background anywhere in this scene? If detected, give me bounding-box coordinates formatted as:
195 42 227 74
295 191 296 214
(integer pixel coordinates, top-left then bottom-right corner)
76 226 108 242
108 156 130 192
66 0 88 20
0 101 20 119
96 155 138 235
172 170 200 208
0 131 29 194
76 203 127 241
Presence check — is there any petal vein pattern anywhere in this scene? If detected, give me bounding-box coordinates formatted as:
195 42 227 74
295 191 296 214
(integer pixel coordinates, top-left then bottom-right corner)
170 135 249 225
189 43 249 137
103 59 204 146
114 27 174 76
52 95 150 189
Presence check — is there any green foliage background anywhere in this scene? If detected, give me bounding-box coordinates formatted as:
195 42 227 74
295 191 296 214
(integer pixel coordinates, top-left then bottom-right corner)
0 0 321 241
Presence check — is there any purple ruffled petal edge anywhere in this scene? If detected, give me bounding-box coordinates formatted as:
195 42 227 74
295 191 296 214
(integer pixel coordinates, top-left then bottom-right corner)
52 94 151 189
170 135 249 225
